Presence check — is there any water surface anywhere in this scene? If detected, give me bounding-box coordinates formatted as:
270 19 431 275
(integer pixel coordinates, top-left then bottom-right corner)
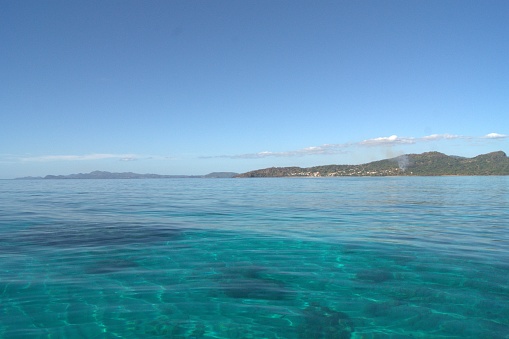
1 177 508 338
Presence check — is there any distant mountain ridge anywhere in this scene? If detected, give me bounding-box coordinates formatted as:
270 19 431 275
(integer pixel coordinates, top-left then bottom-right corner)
16 171 238 180
236 151 509 177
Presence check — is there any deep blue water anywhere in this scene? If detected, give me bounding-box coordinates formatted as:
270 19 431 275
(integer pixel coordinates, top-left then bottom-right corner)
1 177 508 338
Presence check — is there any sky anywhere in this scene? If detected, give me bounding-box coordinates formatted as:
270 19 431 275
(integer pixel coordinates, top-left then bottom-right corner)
1 0 508 178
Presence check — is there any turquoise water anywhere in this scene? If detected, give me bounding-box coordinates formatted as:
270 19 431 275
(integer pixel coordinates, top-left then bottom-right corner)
1 177 508 338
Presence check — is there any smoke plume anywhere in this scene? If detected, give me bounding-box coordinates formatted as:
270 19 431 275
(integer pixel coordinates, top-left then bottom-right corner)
397 155 409 171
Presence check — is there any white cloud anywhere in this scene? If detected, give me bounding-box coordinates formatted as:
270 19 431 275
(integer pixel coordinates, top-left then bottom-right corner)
359 135 415 146
15 153 179 162
208 143 349 159
483 133 507 139
209 132 507 160
421 134 461 141
21 153 139 162
13 132 506 164
0 154 18 163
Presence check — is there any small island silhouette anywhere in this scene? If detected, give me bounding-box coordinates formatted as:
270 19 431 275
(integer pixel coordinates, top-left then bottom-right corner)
16 171 238 180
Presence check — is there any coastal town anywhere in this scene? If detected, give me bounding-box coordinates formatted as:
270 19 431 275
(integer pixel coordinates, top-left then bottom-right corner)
280 167 406 177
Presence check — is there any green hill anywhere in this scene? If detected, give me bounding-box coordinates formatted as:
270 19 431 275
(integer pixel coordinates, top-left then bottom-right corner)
236 151 509 177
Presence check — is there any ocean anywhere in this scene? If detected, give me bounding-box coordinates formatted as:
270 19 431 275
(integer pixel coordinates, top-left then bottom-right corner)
1 177 508 338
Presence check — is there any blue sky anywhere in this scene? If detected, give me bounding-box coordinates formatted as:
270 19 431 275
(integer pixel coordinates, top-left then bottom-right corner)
1 0 508 178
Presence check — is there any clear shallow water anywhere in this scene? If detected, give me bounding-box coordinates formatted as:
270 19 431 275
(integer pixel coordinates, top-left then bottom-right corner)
1 177 508 338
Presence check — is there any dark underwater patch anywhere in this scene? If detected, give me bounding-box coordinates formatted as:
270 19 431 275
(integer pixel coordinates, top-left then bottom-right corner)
356 269 393 283
85 258 140 274
216 265 294 301
4 222 183 249
220 279 290 300
299 302 355 339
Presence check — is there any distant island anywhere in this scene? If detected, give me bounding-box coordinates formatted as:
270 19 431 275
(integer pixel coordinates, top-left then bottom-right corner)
15 151 509 179
15 171 238 180
235 151 509 177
